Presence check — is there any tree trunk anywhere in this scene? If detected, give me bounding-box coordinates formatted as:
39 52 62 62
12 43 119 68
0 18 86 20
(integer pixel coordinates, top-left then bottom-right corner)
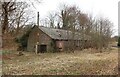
2 9 9 34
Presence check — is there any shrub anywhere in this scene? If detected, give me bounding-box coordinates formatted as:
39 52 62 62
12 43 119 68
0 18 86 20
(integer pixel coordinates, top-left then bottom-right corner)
49 40 56 52
15 29 32 51
118 37 120 47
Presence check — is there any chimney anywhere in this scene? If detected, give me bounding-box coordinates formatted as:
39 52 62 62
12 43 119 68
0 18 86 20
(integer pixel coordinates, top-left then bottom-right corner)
37 12 39 26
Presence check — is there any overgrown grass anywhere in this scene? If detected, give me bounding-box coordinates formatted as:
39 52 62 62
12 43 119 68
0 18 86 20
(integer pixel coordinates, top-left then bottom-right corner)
2 45 118 75
2 50 13 55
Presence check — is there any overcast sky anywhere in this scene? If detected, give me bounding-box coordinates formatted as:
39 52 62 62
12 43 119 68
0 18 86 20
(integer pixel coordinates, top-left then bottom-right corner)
32 0 119 36
2 0 119 36
25 0 119 36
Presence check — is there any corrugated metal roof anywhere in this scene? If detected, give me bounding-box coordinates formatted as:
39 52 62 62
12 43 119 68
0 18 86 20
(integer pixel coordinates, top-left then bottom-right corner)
39 26 90 40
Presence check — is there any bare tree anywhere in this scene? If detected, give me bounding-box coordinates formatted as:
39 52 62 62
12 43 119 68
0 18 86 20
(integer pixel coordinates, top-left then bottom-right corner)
77 13 90 49
1 0 16 34
1 0 41 49
88 17 113 52
47 12 57 28
57 4 114 52
1 0 38 36
12 2 35 35
58 4 80 52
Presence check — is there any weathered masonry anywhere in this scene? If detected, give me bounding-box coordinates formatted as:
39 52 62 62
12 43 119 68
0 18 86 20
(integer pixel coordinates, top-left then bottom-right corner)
27 26 90 53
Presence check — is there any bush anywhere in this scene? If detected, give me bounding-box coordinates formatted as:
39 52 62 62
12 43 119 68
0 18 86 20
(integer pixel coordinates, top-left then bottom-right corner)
15 29 32 51
49 40 56 52
118 37 120 47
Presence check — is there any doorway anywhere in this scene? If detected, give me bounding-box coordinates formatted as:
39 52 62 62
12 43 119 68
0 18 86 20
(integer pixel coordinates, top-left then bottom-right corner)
39 45 47 53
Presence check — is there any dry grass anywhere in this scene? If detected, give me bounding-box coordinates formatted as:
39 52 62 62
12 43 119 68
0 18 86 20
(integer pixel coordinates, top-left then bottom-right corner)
2 42 118 75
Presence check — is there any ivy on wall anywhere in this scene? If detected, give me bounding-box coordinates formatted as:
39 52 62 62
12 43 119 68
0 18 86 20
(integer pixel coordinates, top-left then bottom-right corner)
49 40 56 52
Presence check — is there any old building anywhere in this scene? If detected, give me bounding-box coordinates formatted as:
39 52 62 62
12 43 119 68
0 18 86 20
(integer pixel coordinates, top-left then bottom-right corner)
27 26 90 53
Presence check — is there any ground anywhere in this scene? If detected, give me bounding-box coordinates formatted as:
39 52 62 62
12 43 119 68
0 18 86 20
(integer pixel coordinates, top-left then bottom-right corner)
2 42 118 75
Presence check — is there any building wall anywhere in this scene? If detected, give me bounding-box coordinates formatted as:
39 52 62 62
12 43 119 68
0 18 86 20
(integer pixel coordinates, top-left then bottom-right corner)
56 40 78 51
56 40 89 51
56 41 64 51
27 26 91 52
27 26 52 52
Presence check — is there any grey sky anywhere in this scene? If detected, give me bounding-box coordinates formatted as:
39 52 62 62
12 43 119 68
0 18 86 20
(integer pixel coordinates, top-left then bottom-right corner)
31 0 118 36
10 0 119 36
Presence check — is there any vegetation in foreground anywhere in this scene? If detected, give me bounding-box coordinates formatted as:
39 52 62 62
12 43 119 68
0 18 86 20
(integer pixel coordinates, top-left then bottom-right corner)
2 43 118 75
1 1 118 75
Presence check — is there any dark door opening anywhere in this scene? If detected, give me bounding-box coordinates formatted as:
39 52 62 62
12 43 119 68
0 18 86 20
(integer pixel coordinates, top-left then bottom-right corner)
39 45 47 53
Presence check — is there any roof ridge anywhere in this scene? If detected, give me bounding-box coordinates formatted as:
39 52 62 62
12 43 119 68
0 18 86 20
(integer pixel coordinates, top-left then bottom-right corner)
37 26 90 40
39 26 68 31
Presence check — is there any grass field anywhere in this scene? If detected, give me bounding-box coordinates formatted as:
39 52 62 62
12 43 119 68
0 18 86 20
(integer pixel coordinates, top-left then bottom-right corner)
2 42 118 75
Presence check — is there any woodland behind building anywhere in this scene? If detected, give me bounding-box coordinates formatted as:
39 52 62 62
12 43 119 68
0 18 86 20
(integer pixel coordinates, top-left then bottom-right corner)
0 1 114 52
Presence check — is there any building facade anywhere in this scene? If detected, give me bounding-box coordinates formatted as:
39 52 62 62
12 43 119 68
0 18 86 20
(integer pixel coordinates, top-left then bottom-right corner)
27 26 90 53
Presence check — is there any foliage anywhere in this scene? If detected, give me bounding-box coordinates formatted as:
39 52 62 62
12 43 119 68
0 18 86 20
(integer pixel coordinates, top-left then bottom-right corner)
1 2 114 52
2 50 12 55
58 4 113 52
118 37 120 46
49 40 56 52
15 28 32 51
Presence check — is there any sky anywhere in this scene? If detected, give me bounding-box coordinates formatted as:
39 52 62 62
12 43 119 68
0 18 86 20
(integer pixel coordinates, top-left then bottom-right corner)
5 0 119 36
31 0 119 36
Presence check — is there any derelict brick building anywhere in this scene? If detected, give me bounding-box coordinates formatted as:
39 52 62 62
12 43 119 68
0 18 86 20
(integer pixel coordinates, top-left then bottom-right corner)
27 26 90 53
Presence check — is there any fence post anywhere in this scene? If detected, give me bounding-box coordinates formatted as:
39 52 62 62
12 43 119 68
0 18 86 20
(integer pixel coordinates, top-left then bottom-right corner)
35 44 38 54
